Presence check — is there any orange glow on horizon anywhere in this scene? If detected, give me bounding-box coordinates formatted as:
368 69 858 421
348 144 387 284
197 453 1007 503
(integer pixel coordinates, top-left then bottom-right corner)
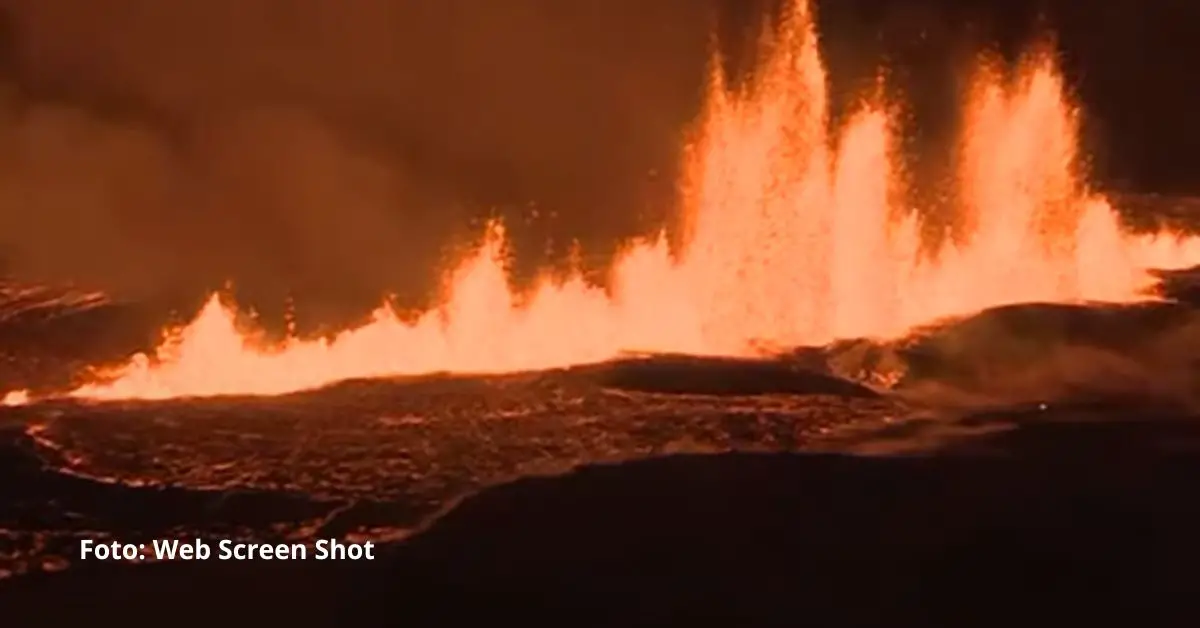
7 0 1200 405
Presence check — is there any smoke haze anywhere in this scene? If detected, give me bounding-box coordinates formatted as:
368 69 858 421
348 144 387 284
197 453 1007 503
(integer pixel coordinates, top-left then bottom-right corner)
0 0 715 328
0 0 1193 332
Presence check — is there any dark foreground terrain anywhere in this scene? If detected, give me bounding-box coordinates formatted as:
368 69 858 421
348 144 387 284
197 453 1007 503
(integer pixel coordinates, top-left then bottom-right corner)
2 343 1200 626
2 410 1200 627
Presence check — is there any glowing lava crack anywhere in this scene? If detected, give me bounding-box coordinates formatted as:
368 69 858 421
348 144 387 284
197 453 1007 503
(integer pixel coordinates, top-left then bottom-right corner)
7 0 1200 404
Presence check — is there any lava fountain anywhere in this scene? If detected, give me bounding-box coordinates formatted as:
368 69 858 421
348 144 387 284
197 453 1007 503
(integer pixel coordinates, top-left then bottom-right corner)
7 0 1200 404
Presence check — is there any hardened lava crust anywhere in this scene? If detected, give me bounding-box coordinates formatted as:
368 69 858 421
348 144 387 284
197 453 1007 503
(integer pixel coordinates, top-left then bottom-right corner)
0 348 909 578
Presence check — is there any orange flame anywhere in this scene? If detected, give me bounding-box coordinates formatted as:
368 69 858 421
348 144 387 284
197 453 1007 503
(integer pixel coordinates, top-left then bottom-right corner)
9 0 1200 404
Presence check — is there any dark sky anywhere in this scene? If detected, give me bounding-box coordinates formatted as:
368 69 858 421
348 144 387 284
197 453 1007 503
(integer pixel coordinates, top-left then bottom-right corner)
0 0 1193 326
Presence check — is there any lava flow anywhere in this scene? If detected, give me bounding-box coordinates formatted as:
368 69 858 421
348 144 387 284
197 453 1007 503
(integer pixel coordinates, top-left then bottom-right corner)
7 0 1200 404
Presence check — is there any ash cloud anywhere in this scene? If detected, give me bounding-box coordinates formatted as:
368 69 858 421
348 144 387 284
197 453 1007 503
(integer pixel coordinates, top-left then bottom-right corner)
0 0 712 328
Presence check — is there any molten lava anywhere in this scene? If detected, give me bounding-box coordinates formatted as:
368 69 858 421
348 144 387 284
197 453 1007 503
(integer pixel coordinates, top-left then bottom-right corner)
8 0 1200 404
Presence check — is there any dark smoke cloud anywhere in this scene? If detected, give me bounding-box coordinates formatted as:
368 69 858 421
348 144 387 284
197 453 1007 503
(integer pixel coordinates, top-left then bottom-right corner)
0 0 714 327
